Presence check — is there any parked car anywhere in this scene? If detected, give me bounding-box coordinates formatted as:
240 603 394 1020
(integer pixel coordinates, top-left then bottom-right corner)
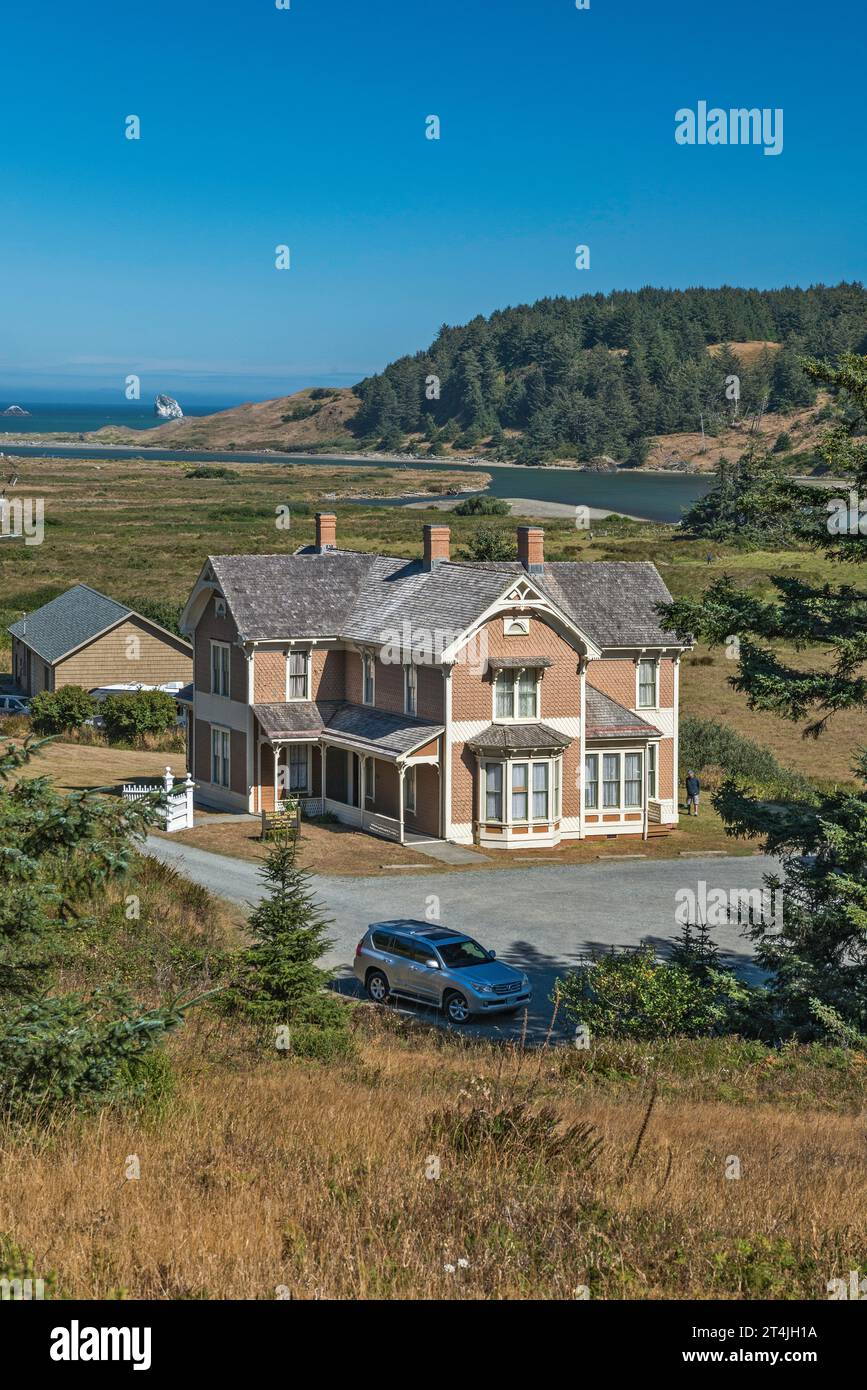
354 919 531 1024
0 694 30 716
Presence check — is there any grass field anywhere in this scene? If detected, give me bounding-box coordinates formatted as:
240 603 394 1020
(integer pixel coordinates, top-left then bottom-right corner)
1 454 863 789
3 1008 864 1299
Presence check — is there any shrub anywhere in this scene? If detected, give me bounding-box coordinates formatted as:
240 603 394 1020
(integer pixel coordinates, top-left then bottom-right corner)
453 494 510 517
101 690 178 743
185 465 238 479
459 524 517 562
429 1076 601 1170
679 716 813 798
29 686 95 734
554 948 740 1041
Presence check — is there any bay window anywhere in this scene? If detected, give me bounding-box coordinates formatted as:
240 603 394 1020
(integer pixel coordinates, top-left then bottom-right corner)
481 757 560 826
625 752 642 807
532 762 549 819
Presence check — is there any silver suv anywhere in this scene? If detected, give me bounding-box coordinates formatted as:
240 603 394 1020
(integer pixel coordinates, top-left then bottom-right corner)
354 919 531 1024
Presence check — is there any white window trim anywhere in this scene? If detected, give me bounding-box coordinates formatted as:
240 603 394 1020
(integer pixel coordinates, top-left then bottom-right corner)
587 747 646 813
210 640 231 698
636 656 660 710
404 662 417 716
285 648 311 702
211 724 231 788
362 651 375 706
478 754 562 827
492 666 541 723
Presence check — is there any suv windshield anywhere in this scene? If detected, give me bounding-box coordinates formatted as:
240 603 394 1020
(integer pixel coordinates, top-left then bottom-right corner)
436 937 490 969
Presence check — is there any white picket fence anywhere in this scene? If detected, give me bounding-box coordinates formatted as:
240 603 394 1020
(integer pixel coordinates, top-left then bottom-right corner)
121 766 195 832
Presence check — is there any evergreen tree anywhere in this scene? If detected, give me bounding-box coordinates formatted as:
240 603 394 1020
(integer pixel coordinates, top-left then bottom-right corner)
660 354 867 1036
228 832 352 1055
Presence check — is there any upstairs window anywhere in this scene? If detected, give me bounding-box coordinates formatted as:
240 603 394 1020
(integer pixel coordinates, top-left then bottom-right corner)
287 650 309 700
363 652 375 706
211 641 230 697
494 667 540 721
637 658 658 709
404 663 417 715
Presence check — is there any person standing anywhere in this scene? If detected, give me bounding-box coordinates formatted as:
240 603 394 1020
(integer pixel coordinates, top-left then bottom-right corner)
685 769 701 816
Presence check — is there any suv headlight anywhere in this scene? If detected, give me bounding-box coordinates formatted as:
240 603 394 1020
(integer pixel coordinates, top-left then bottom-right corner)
471 981 494 994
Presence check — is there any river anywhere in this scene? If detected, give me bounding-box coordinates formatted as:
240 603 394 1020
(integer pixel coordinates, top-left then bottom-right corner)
0 442 713 523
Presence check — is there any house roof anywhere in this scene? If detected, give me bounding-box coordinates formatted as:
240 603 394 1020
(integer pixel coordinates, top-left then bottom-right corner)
466 721 572 754
204 550 681 654
8 585 134 664
584 687 662 739
253 699 443 759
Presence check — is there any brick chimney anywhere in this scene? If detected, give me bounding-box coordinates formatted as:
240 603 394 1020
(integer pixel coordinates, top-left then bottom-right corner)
517 525 544 572
423 523 450 567
315 512 336 552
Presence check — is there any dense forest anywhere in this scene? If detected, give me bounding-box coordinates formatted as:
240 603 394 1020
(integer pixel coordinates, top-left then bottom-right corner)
351 284 867 463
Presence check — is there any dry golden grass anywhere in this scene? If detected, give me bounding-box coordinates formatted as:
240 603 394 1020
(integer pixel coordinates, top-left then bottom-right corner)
6 739 184 794
2 1017 863 1301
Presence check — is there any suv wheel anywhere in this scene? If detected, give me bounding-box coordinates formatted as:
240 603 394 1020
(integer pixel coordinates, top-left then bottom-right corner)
366 969 390 1004
444 991 471 1024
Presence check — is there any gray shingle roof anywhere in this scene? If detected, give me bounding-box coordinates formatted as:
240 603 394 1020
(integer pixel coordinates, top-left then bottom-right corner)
585 686 662 738
7 585 132 664
253 699 443 758
467 721 572 753
206 551 680 653
487 655 553 670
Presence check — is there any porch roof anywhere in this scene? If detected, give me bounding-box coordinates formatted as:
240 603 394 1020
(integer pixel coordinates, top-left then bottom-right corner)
467 721 571 755
585 687 662 739
253 699 443 759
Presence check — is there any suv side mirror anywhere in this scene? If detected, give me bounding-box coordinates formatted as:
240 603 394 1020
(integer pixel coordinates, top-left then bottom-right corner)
488 949 497 959
425 959 439 970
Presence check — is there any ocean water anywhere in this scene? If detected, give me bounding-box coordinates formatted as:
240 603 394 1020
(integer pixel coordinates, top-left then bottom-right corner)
0 402 226 434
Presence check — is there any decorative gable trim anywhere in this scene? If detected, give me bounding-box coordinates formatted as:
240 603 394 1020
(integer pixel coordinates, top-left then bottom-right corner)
440 574 602 666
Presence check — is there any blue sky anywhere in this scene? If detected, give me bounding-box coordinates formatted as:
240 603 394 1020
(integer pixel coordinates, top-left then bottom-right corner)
0 0 863 403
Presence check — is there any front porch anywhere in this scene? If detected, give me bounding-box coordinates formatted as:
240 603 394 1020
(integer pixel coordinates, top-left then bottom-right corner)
253 700 445 846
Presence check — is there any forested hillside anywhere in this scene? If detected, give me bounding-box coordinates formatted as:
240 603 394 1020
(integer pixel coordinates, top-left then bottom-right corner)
352 284 867 464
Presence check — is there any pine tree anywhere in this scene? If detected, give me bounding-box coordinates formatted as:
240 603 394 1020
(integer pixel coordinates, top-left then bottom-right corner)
661 354 867 1037
229 832 352 1053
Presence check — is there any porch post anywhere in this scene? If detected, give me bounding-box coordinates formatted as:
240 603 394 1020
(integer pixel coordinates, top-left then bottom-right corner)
273 743 279 809
398 763 405 845
359 755 366 817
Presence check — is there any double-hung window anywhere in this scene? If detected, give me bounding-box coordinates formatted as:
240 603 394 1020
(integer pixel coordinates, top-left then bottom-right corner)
647 743 657 799
494 667 539 721
584 754 599 809
532 762 549 819
603 753 621 809
211 727 230 787
405 765 417 813
404 663 417 716
287 650 309 700
485 763 503 820
637 659 658 709
511 763 529 820
624 752 643 807
362 652 375 705
211 642 230 697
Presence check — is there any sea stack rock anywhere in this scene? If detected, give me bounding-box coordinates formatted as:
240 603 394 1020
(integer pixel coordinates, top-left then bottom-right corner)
154 393 184 420
1 405 30 416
